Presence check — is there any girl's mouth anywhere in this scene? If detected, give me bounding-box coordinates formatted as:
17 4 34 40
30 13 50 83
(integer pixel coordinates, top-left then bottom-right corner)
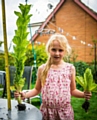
54 56 60 59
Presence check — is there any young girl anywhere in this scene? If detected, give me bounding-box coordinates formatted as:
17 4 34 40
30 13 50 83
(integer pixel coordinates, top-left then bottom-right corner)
14 33 91 120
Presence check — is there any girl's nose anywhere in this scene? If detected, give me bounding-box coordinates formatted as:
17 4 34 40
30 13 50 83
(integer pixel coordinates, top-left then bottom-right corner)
55 50 60 55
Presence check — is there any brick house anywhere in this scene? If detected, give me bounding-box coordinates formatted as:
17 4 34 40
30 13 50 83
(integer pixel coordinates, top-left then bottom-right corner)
31 0 97 63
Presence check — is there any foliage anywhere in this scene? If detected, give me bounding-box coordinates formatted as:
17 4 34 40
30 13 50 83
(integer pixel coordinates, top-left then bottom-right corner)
11 3 32 104
89 63 97 83
76 68 97 92
0 41 3 46
34 45 47 67
0 57 5 70
76 68 97 112
25 44 47 67
0 53 14 70
25 44 47 84
73 61 90 76
64 49 78 63
25 49 34 66
71 93 97 120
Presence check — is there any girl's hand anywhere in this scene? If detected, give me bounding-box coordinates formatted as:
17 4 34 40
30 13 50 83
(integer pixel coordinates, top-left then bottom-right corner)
84 91 92 100
14 91 26 100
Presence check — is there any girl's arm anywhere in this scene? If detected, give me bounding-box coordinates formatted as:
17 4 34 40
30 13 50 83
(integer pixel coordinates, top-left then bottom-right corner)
70 65 91 99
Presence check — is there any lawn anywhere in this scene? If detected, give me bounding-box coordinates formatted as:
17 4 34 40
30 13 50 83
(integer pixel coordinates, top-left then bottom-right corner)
71 92 97 120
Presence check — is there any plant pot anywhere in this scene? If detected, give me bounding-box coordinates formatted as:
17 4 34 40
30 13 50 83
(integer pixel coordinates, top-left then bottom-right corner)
17 103 26 111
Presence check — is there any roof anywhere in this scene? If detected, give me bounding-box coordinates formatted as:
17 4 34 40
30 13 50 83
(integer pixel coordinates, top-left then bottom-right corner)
31 0 97 42
74 0 97 20
31 0 65 42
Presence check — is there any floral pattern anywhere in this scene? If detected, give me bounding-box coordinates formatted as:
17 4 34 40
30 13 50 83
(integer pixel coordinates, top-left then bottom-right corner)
40 63 74 120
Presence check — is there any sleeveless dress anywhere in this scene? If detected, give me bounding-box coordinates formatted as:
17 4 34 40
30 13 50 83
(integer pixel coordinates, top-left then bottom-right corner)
40 63 74 120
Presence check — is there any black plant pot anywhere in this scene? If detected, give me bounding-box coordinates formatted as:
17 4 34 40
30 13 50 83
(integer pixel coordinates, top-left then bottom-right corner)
17 103 26 111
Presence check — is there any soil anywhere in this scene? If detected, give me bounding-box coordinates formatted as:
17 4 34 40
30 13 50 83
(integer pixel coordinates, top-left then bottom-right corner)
82 99 90 112
17 103 26 111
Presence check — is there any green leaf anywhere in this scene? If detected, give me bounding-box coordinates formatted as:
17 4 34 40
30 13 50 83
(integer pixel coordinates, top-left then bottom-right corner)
76 76 85 89
76 68 97 92
90 83 97 91
84 68 93 91
14 11 22 17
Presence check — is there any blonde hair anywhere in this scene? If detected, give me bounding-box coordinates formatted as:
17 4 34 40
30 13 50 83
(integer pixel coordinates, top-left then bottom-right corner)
41 33 71 86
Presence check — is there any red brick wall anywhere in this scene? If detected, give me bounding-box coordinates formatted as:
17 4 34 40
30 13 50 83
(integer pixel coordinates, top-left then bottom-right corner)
34 0 97 63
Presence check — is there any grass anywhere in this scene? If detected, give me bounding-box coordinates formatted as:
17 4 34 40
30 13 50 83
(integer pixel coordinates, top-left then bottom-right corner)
31 97 41 109
71 93 97 120
0 90 3 97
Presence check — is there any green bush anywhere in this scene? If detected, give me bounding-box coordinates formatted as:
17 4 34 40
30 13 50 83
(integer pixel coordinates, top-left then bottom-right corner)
25 44 47 67
0 57 5 70
72 61 90 90
73 61 90 76
34 44 47 67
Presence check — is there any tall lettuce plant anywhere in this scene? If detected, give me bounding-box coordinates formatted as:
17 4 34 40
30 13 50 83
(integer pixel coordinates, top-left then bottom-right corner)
12 3 32 106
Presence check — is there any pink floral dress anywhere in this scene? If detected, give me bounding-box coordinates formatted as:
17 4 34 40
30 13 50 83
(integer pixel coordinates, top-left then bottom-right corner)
40 63 74 120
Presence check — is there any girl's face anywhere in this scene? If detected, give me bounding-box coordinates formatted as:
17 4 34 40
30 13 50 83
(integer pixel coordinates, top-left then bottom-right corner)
49 40 65 64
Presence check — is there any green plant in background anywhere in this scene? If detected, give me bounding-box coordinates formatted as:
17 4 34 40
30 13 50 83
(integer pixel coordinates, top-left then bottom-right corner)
0 52 16 71
25 44 47 67
72 61 90 90
11 3 32 105
64 49 78 63
76 68 97 112
0 41 3 46
90 63 97 83
0 41 5 70
0 57 5 70
34 44 47 67
25 44 47 85
73 61 89 76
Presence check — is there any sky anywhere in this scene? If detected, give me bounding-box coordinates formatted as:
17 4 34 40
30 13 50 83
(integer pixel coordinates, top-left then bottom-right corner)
81 0 97 12
0 0 97 52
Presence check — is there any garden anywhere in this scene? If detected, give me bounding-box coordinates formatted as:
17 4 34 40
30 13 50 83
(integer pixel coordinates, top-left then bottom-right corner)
0 43 97 119
0 2 97 119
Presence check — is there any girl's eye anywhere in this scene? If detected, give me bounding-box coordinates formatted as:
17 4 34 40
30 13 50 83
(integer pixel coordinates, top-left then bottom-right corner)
51 48 64 52
51 48 56 52
59 49 64 52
